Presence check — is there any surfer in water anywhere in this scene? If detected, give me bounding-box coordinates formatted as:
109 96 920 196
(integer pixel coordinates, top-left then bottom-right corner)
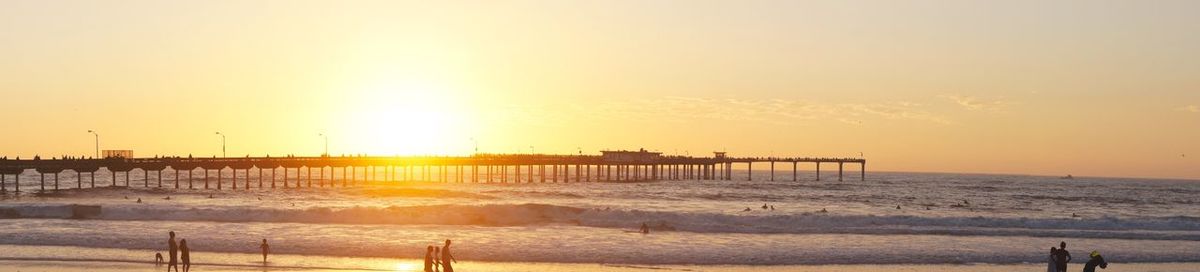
640 222 650 234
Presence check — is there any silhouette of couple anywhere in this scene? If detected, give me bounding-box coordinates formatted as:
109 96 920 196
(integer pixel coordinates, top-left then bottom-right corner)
424 239 457 272
1047 241 1107 272
165 231 191 272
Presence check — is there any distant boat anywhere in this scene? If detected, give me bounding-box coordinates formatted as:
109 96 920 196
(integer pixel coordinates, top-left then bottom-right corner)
1061 174 1074 179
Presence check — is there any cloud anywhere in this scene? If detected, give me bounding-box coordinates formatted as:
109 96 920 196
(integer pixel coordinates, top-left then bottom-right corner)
1177 105 1200 113
942 95 1006 111
580 96 951 125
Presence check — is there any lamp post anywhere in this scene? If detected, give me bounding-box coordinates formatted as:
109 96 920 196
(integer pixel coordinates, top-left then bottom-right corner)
469 137 478 155
215 132 226 157
86 130 99 158
319 133 328 156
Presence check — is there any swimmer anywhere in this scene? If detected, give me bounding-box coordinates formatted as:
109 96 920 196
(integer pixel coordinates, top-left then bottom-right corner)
137 198 142 203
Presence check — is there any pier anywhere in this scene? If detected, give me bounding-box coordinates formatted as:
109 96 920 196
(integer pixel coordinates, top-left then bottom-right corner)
0 151 865 193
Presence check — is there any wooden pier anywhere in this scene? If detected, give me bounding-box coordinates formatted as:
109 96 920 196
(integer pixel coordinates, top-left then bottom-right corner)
0 151 865 193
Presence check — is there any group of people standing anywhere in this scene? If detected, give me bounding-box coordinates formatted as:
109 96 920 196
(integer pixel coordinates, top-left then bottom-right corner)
424 239 457 272
161 231 191 272
158 231 271 272
1047 241 1108 272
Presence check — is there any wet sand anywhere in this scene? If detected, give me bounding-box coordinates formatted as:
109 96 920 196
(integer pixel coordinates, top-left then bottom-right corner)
1 244 1196 272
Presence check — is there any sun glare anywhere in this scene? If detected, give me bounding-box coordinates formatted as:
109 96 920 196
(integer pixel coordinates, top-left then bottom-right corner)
392 262 419 271
337 79 472 156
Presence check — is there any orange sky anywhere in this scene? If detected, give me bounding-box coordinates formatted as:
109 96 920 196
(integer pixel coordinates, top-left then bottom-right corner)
1 1 1198 179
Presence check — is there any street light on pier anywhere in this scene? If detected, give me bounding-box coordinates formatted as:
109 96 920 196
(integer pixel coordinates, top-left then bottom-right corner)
215 132 226 158
469 137 478 155
319 133 328 157
86 130 99 158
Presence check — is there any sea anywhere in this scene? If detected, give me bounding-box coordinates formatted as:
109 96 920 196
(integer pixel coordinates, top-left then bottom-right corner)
1 169 1199 270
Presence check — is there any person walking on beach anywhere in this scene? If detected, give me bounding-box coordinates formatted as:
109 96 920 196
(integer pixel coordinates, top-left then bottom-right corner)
435 246 445 272
180 239 191 272
1055 241 1072 272
424 245 435 272
167 231 179 272
441 239 457 272
260 239 270 263
1083 251 1108 272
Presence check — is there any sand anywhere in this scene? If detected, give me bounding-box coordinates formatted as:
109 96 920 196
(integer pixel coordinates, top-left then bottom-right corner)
1 244 1196 272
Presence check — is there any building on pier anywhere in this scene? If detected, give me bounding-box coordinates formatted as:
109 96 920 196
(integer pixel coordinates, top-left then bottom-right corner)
102 150 133 159
601 149 662 163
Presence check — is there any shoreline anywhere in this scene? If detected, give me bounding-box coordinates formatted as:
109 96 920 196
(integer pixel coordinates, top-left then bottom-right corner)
4 258 1200 272
1 244 1198 272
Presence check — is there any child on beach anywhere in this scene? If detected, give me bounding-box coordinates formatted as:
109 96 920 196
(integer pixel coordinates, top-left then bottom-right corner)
179 239 190 272
260 239 270 263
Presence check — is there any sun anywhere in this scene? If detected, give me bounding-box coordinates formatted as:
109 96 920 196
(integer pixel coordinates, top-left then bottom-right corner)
336 79 472 156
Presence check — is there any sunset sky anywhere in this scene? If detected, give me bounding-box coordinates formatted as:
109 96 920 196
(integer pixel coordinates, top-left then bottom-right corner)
2 0 1198 179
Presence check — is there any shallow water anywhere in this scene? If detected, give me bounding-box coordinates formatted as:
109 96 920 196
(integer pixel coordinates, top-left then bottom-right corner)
1 170 1199 265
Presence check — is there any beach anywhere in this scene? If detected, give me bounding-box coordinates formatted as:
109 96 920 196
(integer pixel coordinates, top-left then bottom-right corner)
2 170 1199 270
4 245 1199 272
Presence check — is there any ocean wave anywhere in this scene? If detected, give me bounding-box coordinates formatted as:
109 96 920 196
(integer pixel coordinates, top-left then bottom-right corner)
3 203 1200 240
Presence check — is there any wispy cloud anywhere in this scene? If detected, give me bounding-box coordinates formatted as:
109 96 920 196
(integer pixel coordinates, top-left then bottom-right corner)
942 95 1007 111
1177 105 1200 113
580 96 952 125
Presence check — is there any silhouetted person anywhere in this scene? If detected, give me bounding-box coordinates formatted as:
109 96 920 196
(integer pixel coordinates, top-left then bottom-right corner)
640 222 650 234
442 239 456 272
167 231 179 272
1083 251 1108 272
260 239 270 263
155 252 163 266
1047 247 1057 272
434 247 441 272
1055 241 1072 272
180 239 190 272
424 245 435 272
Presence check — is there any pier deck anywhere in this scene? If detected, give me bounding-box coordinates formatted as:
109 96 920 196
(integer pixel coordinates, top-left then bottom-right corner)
0 154 865 192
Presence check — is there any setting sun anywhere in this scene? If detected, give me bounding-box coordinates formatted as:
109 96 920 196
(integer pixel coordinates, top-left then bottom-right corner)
336 78 473 156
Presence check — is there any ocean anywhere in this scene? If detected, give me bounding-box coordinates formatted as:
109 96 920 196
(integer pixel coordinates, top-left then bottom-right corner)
1 169 1198 270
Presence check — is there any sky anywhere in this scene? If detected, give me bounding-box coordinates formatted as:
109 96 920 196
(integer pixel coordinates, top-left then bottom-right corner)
1 0 1198 179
